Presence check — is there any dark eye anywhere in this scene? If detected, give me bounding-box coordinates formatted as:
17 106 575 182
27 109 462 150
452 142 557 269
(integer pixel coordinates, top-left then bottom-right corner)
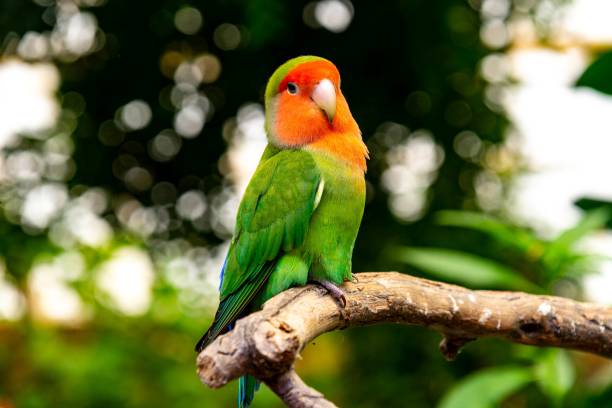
287 82 298 95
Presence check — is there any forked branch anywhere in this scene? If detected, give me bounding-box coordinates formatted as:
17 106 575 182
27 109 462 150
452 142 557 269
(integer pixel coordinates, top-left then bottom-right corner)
196 272 612 407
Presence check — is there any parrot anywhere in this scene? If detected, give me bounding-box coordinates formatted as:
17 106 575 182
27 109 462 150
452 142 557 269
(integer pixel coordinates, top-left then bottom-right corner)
195 55 368 408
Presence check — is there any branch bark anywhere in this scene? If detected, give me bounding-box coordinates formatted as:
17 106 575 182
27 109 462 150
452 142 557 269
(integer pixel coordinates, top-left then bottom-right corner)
196 272 612 407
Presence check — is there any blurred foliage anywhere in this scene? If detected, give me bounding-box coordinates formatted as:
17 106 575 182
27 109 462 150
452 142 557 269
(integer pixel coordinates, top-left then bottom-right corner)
535 350 576 407
575 50 612 96
401 209 609 292
0 0 611 408
398 246 540 291
575 198 612 229
438 366 533 408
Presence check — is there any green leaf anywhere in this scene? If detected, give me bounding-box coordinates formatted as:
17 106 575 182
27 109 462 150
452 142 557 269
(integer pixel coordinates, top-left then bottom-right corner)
576 51 612 95
575 197 612 211
542 208 610 273
435 211 541 255
575 198 612 230
398 247 540 292
551 209 609 250
438 366 533 408
534 350 575 407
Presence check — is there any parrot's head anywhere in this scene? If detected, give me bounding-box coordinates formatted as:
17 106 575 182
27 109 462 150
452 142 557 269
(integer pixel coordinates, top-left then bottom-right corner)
264 56 361 150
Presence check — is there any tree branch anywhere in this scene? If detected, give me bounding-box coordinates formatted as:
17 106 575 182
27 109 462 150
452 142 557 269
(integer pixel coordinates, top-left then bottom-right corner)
196 272 612 407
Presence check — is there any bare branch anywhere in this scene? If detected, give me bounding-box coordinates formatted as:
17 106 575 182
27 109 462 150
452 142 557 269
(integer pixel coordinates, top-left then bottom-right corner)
197 272 612 407
267 370 338 408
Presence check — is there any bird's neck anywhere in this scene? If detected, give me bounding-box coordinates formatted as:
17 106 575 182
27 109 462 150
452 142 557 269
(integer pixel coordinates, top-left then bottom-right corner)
306 131 368 172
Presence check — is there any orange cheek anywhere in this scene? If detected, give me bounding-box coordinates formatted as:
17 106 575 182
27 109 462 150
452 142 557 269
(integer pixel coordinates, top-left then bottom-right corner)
273 93 330 146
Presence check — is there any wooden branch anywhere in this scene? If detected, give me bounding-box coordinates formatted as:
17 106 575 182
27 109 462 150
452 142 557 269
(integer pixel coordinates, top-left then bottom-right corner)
196 272 612 407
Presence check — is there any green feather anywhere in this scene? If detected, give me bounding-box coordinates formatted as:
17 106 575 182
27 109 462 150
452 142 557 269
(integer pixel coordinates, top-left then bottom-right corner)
195 258 275 352
196 149 322 352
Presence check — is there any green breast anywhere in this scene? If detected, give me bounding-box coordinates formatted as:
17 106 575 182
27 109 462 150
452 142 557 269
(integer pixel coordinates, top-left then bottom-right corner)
303 151 366 283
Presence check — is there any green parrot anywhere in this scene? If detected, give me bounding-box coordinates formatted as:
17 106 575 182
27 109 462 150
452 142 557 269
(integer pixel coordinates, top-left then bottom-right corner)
195 55 368 407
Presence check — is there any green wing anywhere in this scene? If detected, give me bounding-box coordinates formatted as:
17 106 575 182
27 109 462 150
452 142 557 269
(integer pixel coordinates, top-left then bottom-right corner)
195 149 322 351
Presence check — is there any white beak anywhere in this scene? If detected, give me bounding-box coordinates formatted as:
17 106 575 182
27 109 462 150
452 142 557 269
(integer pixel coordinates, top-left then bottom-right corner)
312 78 336 123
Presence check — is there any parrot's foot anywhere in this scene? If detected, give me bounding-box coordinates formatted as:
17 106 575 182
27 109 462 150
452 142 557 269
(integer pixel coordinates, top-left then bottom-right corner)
351 273 359 283
314 280 346 307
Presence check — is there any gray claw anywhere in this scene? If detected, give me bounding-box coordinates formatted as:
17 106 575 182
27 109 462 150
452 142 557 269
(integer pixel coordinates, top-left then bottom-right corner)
315 279 347 308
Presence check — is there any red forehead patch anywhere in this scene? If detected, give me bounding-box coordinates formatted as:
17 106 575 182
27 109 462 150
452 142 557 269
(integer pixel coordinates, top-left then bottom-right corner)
278 60 340 93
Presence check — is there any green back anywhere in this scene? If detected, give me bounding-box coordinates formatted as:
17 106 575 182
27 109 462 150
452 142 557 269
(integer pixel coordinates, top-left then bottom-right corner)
195 148 322 351
220 148 321 295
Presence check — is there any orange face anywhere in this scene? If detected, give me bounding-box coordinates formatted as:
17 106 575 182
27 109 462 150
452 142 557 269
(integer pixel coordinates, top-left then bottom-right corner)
269 60 359 147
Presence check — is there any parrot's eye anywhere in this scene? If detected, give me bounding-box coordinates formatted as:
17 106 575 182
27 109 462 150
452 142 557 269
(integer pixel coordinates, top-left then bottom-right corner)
287 82 298 95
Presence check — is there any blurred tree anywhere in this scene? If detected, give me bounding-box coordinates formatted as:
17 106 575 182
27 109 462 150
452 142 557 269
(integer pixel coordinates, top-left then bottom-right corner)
0 0 610 407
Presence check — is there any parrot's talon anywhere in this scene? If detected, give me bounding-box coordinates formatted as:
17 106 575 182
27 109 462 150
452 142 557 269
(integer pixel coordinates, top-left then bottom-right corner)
351 273 359 283
314 280 347 308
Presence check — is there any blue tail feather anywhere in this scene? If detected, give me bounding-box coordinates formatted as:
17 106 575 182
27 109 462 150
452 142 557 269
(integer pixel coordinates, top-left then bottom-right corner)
219 257 228 290
238 375 260 408
200 254 263 405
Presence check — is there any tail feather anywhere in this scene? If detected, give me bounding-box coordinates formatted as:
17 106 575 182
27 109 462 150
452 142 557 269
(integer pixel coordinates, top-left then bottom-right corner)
196 257 277 405
195 261 277 353
194 320 230 353
238 375 260 408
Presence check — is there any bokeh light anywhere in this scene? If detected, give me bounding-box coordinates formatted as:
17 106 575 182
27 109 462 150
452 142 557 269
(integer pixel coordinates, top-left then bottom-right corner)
174 7 203 35
0 60 59 148
118 100 152 131
96 247 155 316
314 0 354 33
0 261 26 321
379 124 445 222
213 23 241 50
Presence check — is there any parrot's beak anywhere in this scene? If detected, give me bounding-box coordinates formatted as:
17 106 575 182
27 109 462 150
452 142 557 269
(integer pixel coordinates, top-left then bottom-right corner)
312 78 336 123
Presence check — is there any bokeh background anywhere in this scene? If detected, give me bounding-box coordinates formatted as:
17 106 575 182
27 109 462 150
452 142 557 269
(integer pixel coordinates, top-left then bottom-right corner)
1 0 612 407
